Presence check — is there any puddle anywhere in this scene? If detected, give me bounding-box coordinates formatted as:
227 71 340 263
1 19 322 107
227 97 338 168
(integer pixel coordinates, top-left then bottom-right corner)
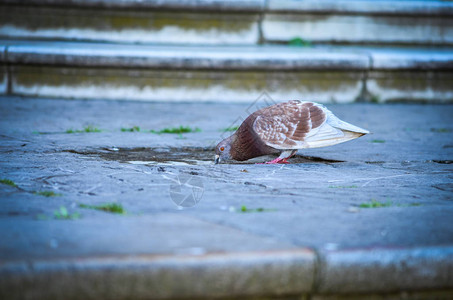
64 147 344 165
65 147 214 166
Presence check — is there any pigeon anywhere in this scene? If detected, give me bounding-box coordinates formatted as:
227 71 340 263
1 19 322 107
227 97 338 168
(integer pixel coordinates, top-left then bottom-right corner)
215 100 369 164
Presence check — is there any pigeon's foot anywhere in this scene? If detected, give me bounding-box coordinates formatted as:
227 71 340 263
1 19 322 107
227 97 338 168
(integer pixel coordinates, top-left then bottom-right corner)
279 158 290 164
258 157 290 164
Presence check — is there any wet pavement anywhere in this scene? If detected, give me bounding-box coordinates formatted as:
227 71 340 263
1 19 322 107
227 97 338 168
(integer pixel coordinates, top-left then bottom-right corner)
0 96 452 298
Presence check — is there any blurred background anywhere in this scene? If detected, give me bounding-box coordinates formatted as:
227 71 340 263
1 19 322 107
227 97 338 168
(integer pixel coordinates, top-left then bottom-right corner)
0 0 452 104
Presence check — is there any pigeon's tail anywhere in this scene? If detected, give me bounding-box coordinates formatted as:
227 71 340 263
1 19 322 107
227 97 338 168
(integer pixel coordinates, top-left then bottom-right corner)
303 108 369 149
325 110 370 135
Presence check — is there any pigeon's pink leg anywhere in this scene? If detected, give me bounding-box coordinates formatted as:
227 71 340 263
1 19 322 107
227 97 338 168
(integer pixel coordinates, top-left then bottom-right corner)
258 150 297 164
256 157 283 164
264 157 289 164
279 157 291 164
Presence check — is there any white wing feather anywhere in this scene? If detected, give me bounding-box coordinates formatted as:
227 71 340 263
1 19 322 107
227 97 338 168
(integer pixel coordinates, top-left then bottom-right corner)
303 104 369 148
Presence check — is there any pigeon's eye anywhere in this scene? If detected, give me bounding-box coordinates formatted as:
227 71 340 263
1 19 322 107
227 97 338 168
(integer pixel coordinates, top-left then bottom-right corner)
220 147 225 151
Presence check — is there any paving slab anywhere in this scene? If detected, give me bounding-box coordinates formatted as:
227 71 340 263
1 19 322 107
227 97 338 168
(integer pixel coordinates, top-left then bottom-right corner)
0 96 452 298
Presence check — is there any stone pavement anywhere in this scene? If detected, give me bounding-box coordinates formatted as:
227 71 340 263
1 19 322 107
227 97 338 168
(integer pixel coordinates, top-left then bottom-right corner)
0 96 452 299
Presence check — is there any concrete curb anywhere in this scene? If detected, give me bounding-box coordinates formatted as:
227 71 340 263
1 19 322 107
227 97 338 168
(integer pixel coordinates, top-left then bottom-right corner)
317 246 453 294
1 246 453 299
1 249 316 299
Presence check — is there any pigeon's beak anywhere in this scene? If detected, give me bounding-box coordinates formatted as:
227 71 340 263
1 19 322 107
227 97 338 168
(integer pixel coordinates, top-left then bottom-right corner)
214 155 220 164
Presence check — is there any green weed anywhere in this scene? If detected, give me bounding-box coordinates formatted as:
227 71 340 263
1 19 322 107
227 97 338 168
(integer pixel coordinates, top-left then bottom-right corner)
121 126 140 132
66 125 101 133
370 139 386 143
288 37 312 47
239 205 277 213
359 199 422 209
150 126 201 134
79 203 125 214
0 178 17 187
370 95 380 103
34 191 62 197
359 199 392 208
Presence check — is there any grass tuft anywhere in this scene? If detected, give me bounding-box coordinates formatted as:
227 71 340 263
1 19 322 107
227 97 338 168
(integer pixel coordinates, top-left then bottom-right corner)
370 95 380 103
359 199 422 209
0 178 17 187
370 139 386 143
288 37 312 47
79 203 125 214
150 126 201 134
239 205 277 213
34 191 62 197
359 199 392 208
121 126 140 132
66 125 101 134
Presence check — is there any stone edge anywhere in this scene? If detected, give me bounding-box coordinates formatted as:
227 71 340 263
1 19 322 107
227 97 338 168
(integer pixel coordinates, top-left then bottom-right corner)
4 43 371 71
267 0 453 16
3 42 453 71
1 246 453 299
0 249 315 299
317 245 453 294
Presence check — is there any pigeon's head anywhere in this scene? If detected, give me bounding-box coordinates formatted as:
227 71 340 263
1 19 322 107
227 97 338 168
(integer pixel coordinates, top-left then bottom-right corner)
215 136 233 164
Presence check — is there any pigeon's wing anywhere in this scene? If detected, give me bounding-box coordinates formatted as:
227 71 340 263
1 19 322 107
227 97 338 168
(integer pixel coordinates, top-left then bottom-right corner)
252 101 327 150
303 107 369 148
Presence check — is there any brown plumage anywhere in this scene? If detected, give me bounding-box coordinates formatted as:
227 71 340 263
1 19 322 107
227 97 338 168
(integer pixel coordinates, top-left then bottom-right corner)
215 100 369 164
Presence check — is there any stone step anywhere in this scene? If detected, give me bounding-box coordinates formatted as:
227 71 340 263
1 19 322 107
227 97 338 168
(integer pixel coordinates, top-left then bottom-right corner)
264 0 453 46
1 41 452 103
1 0 452 46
